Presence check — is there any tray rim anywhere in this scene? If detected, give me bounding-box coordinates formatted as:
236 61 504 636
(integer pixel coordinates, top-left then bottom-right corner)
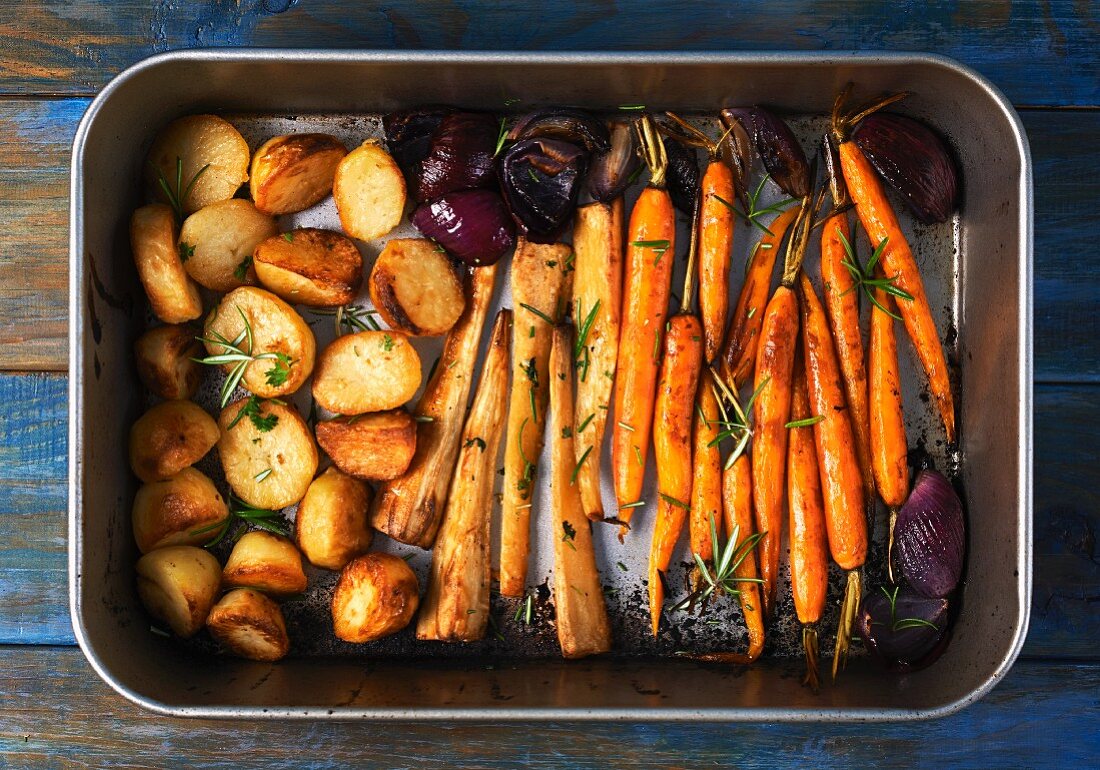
68 48 1034 722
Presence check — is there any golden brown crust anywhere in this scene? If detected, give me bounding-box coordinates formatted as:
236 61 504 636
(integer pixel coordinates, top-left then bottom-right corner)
250 134 347 216
132 467 229 553
206 588 290 662
311 331 421 415
134 324 204 400
253 228 363 307
130 203 203 323
129 400 220 483
332 141 406 241
295 467 373 570
368 239 466 336
135 546 222 638
222 530 308 596
145 114 250 214
332 553 419 643
314 410 417 481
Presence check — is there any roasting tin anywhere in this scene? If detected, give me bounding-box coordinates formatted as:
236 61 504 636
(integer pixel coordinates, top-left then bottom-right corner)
69 50 1032 721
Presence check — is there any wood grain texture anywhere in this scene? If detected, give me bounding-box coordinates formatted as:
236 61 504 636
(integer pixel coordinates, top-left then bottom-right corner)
0 648 1094 767
4 103 1099 376
0 1 1097 106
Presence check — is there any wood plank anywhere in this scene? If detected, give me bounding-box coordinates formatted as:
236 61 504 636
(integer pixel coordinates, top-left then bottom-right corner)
1 102 1098 375
0 648 1093 766
0 2 1097 106
4 371 1098 657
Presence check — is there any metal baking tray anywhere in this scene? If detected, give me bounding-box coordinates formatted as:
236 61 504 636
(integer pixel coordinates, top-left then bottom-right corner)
69 50 1032 721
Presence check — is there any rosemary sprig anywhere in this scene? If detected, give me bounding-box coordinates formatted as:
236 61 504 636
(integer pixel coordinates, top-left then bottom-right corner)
571 446 593 485
714 174 797 237
226 394 280 432
190 494 290 548
708 369 769 471
785 415 825 429
630 239 670 266
574 298 601 383
673 515 765 612
513 594 534 625
874 585 941 632
493 117 509 158
836 229 913 321
154 156 210 224
195 306 293 408
310 305 383 336
519 302 554 326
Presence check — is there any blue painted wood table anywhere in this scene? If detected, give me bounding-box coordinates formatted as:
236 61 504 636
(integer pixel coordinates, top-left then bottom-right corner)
1 2 1098 766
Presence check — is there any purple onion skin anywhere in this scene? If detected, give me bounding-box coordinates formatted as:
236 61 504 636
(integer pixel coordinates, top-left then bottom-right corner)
587 120 641 203
508 108 610 154
853 113 958 224
499 138 586 240
383 107 454 183
413 112 499 203
896 470 966 598
722 107 809 199
856 585 949 666
411 189 515 267
663 137 699 214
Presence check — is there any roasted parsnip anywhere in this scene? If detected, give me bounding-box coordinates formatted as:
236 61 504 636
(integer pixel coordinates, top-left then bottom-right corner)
371 263 498 547
416 310 511 641
499 238 573 598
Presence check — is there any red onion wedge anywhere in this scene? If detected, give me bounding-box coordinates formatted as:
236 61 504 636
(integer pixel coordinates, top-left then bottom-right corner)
411 189 515 267
895 470 966 598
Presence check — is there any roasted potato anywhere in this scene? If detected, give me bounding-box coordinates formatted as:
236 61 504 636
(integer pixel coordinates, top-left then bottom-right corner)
204 287 315 399
369 238 465 336
179 199 278 292
146 114 250 215
130 204 203 323
206 588 290 662
250 133 347 216
253 228 362 307
132 467 229 554
315 410 417 481
332 140 406 241
129 400 219 483
295 467 373 570
136 545 221 638
217 397 318 510
311 331 421 415
332 553 419 643
134 324 204 400
223 530 308 596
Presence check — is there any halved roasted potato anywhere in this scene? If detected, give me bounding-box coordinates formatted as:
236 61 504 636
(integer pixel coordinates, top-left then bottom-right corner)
217 397 318 509
332 553 420 643
206 588 290 662
332 140 406 241
179 199 278 291
315 410 417 481
134 324 204 400
222 530 308 596
253 228 362 307
369 238 465 336
311 331 421 415
131 204 203 323
136 545 222 638
146 114 250 215
204 287 315 399
129 400 219 483
250 133 347 216
295 467 373 570
132 467 229 554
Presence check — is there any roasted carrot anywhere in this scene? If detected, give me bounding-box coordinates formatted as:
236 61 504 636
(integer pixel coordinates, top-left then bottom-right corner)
750 194 814 618
648 194 704 636
833 89 956 443
819 139 875 517
719 206 800 389
499 238 573 598
690 370 723 570
664 113 737 363
798 268 867 679
612 114 676 528
787 361 828 692
572 199 624 522
869 283 909 582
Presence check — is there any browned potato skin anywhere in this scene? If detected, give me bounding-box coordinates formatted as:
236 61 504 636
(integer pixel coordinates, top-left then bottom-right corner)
179 199 278 292
217 398 318 509
332 553 420 643
223 530 308 597
206 588 290 662
314 410 417 481
333 141 406 241
136 545 222 638
146 114 250 215
134 324 204 400
130 204 203 323
204 287 316 399
253 228 363 307
132 467 229 554
250 134 348 216
129 400 219 483
295 467 373 570
311 331 421 415
369 238 466 336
